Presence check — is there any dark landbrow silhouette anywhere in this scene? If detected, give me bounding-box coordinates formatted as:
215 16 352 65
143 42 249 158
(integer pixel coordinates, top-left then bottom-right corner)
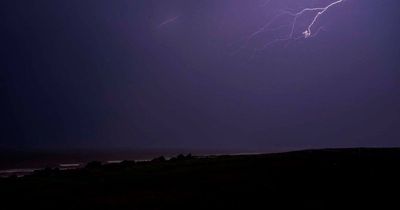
1 148 400 209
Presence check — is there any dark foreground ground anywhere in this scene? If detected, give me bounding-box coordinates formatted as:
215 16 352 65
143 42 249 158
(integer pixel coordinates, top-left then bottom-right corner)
1 148 400 209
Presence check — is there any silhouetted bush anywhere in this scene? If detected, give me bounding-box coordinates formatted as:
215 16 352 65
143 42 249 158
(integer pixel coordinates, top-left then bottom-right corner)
152 156 166 162
85 161 102 169
170 154 194 162
120 160 136 167
33 167 59 177
177 154 185 160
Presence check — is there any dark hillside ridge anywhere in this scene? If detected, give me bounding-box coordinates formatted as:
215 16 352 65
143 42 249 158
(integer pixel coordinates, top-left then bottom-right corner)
1 148 399 209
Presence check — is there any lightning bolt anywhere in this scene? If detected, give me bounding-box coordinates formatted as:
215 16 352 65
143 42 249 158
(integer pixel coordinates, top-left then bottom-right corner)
289 0 344 39
236 0 345 54
157 16 180 29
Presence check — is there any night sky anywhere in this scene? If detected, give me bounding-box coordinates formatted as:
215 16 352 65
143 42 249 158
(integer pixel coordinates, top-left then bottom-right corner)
1 0 399 152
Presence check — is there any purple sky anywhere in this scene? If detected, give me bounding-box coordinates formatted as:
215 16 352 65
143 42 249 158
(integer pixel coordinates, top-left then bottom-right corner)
1 0 399 152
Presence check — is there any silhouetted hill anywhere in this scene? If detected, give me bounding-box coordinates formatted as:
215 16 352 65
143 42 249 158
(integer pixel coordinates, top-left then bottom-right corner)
1 148 400 209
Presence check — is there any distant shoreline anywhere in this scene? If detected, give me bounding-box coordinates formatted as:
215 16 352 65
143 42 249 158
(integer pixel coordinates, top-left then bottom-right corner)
1 147 398 178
